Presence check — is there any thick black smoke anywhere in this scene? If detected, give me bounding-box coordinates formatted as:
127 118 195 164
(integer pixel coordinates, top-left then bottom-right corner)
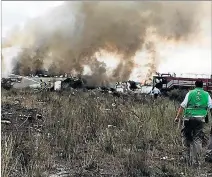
4 1 208 85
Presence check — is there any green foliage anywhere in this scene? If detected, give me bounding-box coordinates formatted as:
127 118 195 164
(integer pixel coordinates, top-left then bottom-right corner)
167 89 188 102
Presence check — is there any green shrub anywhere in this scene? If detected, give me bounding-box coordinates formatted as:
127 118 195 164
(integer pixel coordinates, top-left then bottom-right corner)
167 89 188 102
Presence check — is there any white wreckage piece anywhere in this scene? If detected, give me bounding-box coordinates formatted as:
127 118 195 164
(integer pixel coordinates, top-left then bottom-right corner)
115 81 153 94
54 81 62 91
115 82 128 93
29 83 41 89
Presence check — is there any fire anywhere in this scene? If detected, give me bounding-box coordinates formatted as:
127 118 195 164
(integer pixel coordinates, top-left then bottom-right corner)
94 49 121 69
94 49 153 81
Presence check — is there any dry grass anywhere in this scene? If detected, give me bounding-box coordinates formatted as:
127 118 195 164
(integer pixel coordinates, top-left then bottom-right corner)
1 89 212 177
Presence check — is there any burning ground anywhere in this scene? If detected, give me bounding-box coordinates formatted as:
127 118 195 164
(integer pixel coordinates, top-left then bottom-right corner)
2 1 211 85
2 89 212 176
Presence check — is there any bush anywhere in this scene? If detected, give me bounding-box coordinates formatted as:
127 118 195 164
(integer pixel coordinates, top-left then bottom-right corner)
167 89 188 102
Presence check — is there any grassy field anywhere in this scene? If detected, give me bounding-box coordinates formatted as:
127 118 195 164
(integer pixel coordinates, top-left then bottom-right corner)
1 89 212 177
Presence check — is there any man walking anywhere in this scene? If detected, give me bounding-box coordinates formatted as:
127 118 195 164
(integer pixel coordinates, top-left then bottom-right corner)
175 80 212 166
151 87 161 99
40 79 46 90
47 79 52 91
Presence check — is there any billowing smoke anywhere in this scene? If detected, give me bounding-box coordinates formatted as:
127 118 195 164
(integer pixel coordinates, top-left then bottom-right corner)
2 1 209 85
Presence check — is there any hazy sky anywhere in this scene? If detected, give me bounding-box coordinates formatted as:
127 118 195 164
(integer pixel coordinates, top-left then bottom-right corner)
2 1 212 77
2 1 64 37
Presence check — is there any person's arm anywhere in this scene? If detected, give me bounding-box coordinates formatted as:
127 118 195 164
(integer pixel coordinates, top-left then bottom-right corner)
175 92 189 122
175 106 184 122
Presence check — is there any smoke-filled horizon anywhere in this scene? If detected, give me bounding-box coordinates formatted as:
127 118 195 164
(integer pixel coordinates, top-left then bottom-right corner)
2 1 211 85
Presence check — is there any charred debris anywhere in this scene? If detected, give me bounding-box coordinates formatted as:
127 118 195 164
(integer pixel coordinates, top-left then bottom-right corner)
58 76 141 94
1 74 143 96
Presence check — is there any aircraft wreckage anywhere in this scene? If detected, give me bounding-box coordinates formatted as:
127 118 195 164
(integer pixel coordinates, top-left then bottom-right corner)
1 74 151 94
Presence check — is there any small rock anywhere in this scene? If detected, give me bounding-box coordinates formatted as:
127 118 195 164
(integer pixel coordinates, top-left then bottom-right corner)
57 171 69 176
161 156 168 160
112 103 116 107
108 125 116 128
14 100 20 104
47 133 51 138
1 120 11 124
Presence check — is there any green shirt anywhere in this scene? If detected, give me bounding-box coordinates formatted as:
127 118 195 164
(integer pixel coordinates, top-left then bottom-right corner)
183 88 209 118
